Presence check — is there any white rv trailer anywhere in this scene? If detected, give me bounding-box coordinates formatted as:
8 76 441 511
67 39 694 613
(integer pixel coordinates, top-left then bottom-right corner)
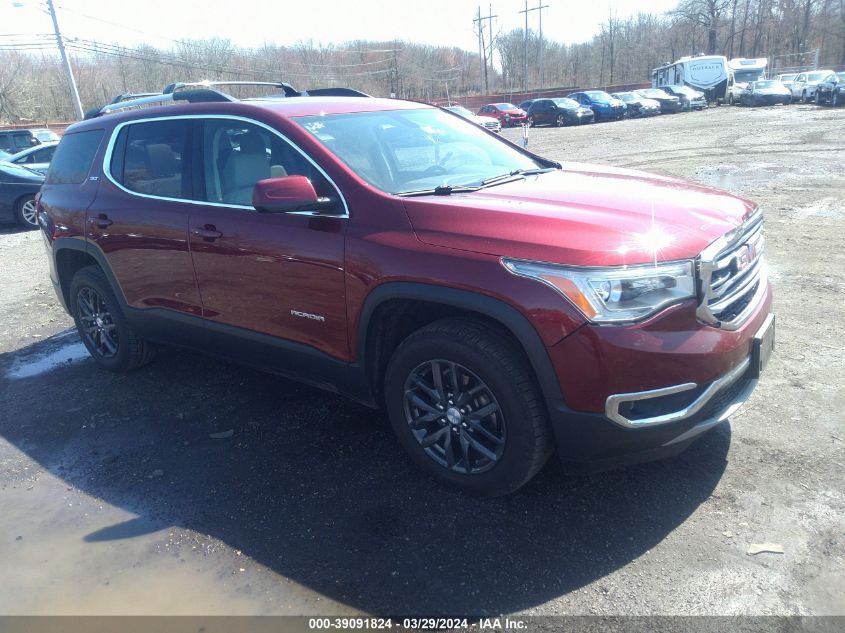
651 55 728 103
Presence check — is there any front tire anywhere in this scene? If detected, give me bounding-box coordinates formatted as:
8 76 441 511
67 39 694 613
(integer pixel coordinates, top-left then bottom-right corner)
14 195 38 230
384 318 553 496
69 266 156 372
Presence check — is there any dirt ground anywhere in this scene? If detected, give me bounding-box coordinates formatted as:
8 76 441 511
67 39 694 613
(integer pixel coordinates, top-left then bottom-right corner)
0 104 843 618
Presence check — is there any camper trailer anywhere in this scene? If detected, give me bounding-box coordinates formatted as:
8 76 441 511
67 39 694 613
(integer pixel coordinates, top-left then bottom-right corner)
652 55 728 103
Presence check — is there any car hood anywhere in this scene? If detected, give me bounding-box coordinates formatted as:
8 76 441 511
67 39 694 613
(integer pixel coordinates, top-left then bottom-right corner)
472 115 499 124
754 87 790 95
402 163 758 267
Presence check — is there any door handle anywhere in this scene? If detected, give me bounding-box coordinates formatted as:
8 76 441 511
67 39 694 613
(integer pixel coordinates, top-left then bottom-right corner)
191 225 223 241
89 213 113 229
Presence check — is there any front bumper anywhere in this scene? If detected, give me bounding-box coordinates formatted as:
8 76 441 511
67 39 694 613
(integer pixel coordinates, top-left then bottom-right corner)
546 360 756 470
544 278 772 468
751 94 790 105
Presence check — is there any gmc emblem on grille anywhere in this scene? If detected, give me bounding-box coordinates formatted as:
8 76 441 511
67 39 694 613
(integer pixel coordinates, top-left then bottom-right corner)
735 245 752 271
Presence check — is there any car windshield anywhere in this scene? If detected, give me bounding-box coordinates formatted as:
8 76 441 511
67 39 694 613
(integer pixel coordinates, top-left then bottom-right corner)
445 106 474 118
295 108 540 195
552 98 580 108
614 93 635 103
807 72 827 81
585 91 612 102
495 103 518 110
779 74 796 81
639 89 667 98
754 80 778 88
734 69 764 82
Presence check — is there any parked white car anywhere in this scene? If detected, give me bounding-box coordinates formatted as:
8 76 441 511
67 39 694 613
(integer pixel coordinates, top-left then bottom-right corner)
791 70 834 103
8 141 58 175
443 105 501 133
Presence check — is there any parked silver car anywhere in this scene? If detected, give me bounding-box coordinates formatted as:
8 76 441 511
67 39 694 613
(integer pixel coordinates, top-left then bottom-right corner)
8 141 59 175
790 70 834 103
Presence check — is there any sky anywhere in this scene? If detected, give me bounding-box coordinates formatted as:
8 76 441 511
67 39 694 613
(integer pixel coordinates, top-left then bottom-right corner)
2 0 680 53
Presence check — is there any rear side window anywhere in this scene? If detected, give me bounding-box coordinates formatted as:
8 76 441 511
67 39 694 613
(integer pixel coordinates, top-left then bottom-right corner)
109 120 192 200
14 132 37 149
45 130 105 185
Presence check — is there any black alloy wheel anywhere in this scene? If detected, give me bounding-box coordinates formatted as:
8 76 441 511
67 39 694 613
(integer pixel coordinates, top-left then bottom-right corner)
76 286 119 358
69 265 156 371
403 359 506 474
384 318 553 496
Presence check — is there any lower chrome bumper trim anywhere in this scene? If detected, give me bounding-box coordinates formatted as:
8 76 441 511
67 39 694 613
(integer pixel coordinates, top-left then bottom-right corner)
605 356 751 428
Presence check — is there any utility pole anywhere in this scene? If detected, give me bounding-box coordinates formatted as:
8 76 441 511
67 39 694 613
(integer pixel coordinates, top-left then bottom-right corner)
486 5 498 93
519 0 528 92
474 7 485 95
536 1 548 89
46 0 84 120
518 1 547 92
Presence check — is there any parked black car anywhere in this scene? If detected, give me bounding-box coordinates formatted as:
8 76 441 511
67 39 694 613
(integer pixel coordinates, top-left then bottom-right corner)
526 98 595 126
518 99 538 112
815 72 845 106
739 80 792 106
0 161 44 229
611 91 661 117
0 128 60 153
634 88 683 113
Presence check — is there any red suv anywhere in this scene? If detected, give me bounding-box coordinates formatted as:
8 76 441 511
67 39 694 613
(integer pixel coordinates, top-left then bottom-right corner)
39 82 774 496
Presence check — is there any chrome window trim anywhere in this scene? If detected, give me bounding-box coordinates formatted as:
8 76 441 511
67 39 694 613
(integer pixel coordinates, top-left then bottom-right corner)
101 113 350 218
605 356 751 428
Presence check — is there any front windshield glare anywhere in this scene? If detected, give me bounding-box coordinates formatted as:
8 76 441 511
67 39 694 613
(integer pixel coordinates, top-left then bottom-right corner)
295 108 540 195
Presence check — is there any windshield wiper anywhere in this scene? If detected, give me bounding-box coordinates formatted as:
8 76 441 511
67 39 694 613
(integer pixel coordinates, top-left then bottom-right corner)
397 184 481 197
480 167 558 187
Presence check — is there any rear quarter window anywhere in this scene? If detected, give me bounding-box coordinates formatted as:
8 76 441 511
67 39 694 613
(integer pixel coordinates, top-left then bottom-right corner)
45 130 105 185
108 119 192 200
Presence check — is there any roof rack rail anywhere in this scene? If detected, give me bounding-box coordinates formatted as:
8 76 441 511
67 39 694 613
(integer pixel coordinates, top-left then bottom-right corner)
163 81 371 98
84 81 371 120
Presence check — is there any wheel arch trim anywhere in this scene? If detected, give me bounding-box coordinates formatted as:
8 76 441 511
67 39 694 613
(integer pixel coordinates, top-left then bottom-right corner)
356 282 564 402
53 237 129 308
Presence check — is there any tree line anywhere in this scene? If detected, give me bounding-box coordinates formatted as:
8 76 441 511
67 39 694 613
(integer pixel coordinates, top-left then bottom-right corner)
0 0 842 123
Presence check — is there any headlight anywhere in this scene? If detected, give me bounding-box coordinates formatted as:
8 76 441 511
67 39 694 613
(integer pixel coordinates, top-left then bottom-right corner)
502 258 696 324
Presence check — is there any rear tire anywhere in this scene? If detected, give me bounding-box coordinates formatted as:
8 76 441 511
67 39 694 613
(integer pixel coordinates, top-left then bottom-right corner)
556 114 566 127
14 195 38 230
69 265 156 372
384 318 553 496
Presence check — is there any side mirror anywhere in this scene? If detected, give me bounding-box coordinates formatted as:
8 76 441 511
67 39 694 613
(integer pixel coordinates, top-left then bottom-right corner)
252 176 337 214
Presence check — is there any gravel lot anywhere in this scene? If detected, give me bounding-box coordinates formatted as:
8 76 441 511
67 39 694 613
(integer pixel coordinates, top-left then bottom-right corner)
0 104 843 617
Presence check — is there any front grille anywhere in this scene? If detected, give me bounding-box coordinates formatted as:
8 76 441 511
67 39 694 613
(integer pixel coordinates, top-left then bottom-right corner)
697 211 765 329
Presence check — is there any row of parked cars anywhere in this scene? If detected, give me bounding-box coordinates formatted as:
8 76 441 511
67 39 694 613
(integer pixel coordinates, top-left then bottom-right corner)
449 85 708 131
772 70 844 105
728 70 845 106
0 128 61 229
